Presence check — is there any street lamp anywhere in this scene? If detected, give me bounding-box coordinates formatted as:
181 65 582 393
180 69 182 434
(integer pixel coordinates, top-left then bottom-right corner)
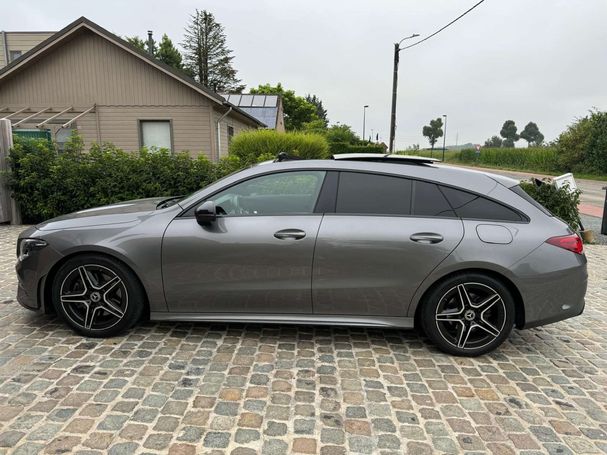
389 33 420 153
362 105 369 143
442 114 447 161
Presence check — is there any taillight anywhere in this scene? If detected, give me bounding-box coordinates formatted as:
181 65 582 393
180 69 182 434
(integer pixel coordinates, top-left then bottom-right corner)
546 234 583 254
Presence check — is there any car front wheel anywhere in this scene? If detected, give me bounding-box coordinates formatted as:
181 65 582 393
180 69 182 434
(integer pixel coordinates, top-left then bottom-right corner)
421 273 515 356
52 254 144 337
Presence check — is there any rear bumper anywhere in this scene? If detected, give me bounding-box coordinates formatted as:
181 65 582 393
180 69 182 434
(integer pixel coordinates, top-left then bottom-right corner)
515 244 588 329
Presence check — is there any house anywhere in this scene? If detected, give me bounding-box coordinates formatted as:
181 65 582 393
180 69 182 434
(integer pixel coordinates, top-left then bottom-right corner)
221 93 285 132
0 17 264 160
0 31 55 68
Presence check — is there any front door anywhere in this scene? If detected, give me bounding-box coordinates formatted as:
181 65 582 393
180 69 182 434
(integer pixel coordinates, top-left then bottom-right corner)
162 170 326 314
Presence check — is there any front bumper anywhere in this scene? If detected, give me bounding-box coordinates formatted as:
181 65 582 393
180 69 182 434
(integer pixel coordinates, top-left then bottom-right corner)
15 228 63 314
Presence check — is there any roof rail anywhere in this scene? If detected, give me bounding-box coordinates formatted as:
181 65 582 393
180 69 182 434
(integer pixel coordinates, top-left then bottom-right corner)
331 153 440 164
274 152 302 162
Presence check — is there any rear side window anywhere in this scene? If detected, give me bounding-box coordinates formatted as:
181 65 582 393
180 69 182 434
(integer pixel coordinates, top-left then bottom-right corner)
511 185 552 216
336 172 411 215
439 186 524 222
412 181 456 217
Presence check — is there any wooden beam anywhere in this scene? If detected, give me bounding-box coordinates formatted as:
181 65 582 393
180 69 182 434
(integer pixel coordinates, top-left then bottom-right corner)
61 105 95 129
36 107 73 128
13 107 51 127
2 107 29 120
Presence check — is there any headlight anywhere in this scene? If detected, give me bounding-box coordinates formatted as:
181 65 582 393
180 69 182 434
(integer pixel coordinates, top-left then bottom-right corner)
18 238 48 260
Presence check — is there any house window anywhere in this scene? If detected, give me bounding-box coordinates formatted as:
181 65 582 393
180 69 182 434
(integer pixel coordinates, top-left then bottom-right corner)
227 125 234 145
140 120 172 151
9 50 22 62
56 127 76 152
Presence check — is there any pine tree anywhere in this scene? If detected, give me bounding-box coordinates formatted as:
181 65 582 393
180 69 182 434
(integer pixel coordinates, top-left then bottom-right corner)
305 94 328 127
182 10 245 92
157 34 183 71
126 36 149 52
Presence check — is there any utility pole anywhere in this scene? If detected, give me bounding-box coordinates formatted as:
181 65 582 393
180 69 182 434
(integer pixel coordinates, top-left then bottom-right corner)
442 114 447 161
362 105 369 143
389 34 419 153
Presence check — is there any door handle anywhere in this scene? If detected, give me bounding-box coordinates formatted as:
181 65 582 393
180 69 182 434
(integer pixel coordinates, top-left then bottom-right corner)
274 229 306 240
410 232 444 244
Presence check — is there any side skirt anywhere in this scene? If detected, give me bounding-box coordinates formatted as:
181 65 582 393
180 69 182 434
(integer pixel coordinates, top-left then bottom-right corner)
150 312 415 329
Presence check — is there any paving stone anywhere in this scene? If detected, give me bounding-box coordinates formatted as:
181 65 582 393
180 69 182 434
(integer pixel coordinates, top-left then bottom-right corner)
262 439 288 455
0 226 606 455
203 431 230 448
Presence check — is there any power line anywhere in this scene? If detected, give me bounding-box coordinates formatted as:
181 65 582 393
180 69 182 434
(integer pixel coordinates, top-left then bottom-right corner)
401 0 486 51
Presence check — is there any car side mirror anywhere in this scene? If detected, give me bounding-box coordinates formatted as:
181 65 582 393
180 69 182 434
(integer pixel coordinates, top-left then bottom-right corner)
195 201 217 225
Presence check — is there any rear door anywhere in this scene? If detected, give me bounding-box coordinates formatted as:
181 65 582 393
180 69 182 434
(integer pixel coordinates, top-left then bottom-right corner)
312 173 464 317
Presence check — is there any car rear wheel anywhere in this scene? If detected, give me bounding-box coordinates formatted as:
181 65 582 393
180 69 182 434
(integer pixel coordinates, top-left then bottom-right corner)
421 273 515 356
52 254 144 337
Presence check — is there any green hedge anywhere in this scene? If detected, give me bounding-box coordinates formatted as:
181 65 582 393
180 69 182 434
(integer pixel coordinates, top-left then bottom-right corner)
8 137 238 223
229 129 330 165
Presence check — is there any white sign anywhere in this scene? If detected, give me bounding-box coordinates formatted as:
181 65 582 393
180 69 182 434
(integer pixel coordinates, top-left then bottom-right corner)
554 173 577 193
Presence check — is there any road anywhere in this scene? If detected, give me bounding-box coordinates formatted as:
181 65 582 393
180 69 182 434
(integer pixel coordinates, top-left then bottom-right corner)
452 165 605 218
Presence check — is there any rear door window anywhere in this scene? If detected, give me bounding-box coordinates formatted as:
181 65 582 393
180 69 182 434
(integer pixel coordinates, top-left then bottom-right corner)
412 181 456 217
336 172 411 215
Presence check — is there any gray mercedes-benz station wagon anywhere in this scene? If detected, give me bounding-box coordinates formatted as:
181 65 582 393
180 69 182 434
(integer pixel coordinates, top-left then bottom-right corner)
16 154 587 356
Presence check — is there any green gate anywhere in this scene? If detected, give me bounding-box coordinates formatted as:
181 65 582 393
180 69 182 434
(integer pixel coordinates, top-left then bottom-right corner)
13 129 52 142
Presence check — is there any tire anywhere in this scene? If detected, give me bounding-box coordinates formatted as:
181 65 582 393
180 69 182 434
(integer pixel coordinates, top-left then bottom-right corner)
52 254 145 337
420 273 515 356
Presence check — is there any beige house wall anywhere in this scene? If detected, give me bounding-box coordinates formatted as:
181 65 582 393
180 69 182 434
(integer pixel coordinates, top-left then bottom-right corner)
0 29 259 159
213 110 253 158
0 32 55 68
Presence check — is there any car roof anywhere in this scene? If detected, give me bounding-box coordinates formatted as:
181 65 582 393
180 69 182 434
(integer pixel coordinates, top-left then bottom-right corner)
259 157 519 189
179 158 520 210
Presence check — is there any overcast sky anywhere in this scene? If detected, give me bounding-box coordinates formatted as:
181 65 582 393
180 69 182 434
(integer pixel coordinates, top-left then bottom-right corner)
5 0 607 149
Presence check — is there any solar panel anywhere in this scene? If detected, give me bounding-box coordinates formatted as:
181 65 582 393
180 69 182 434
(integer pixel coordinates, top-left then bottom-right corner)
239 94 254 107
264 95 278 107
252 95 266 107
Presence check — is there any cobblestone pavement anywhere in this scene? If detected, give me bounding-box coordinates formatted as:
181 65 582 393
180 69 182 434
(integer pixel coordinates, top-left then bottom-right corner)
0 225 606 455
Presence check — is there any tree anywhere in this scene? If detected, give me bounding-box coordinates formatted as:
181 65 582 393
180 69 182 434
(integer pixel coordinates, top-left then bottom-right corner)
250 83 317 130
325 124 359 144
557 109 607 173
500 120 519 148
484 135 503 148
305 94 328 127
182 9 245 92
520 122 544 147
422 118 444 151
157 34 184 71
126 36 150 52
126 34 191 75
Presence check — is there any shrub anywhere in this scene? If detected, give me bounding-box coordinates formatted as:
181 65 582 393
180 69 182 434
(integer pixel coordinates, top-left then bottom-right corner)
557 110 607 174
7 136 217 223
520 179 581 231
229 129 330 165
